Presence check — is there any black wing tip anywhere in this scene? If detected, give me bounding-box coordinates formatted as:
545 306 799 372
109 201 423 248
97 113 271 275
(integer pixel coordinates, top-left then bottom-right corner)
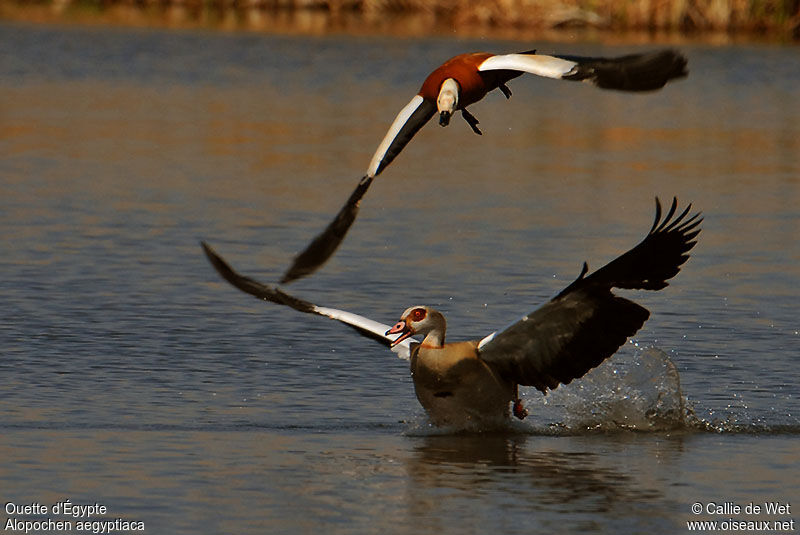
201 240 224 262
564 48 688 91
280 175 374 285
646 48 688 70
626 48 689 87
201 240 319 314
201 240 237 283
200 239 214 258
644 196 703 287
280 265 305 285
202 241 399 350
651 196 703 238
662 48 689 75
560 196 701 296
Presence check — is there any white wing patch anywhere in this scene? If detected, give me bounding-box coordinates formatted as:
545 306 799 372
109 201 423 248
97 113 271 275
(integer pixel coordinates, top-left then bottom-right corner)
366 95 425 178
477 311 533 352
478 54 578 80
314 306 413 360
477 331 497 350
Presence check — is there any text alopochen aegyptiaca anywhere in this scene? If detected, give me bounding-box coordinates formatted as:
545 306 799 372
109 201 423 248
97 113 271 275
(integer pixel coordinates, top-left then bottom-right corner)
281 49 688 284
203 197 700 429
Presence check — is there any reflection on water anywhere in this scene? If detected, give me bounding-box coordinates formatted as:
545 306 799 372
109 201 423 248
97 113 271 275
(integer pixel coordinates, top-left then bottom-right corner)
1 21 799 535
2 426 795 533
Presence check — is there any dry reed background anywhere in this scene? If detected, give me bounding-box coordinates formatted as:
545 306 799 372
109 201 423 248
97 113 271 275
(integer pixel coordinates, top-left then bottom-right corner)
359 0 800 35
1 0 799 39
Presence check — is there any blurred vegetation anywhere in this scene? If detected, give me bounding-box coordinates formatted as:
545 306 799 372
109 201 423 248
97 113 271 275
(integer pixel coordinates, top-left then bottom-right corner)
2 0 799 39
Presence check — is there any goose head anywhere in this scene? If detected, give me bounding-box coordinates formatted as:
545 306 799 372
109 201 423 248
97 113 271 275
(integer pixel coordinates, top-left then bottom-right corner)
386 306 446 348
436 78 459 127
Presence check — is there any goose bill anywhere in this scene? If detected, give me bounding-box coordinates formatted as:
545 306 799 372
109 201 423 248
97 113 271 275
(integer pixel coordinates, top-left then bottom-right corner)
386 322 414 346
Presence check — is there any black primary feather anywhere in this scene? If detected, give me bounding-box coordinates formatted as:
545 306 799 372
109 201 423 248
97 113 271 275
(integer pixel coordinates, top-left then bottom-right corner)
560 196 702 295
203 241 396 348
280 175 373 285
559 49 688 91
279 99 437 285
202 241 317 313
479 197 701 392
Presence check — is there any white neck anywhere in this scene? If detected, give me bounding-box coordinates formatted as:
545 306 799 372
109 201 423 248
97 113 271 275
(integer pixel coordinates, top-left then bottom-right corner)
437 78 459 113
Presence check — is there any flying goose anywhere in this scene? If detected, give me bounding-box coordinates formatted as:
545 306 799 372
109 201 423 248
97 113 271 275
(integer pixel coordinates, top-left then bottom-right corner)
281 49 688 284
203 197 701 428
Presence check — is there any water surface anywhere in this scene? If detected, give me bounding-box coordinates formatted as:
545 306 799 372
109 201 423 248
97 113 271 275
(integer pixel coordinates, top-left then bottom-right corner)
1 21 798 534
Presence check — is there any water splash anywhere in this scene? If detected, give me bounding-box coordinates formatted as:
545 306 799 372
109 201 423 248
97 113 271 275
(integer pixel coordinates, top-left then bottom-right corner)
404 344 800 436
527 346 688 433
402 346 690 435
524 345 800 435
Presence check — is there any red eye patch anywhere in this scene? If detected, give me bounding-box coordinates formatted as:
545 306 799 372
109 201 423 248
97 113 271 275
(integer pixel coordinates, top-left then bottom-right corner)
411 308 427 322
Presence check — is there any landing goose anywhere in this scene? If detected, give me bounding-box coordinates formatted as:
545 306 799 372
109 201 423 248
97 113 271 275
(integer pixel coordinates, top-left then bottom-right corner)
203 197 700 428
281 49 688 283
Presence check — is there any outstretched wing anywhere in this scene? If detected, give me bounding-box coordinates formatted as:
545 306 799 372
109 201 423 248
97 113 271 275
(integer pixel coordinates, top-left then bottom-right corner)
279 96 437 285
478 197 701 393
202 242 414 360
278 49 686 285
281 175 373 284
479 49 688 91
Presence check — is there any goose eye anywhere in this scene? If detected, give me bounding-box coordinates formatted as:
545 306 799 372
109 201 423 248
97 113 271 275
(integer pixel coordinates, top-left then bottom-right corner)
411 308 427 322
